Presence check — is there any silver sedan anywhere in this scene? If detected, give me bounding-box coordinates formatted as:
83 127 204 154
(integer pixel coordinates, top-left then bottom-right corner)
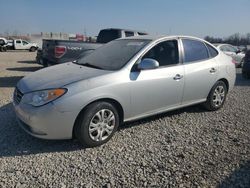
13 35 236 147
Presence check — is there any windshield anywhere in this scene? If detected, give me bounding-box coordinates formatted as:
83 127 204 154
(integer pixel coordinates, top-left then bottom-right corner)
76 39 151 70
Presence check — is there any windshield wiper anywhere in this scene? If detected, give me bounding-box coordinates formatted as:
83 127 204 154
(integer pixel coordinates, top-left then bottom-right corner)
73 60 103 69
82 63 103 69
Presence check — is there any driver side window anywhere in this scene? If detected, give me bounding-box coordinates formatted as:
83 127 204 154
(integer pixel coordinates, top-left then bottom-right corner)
22 41 28 45
142 40 179 67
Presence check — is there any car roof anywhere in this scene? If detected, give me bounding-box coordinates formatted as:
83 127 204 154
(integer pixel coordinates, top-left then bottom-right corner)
100 28 148 34
118 35 210 43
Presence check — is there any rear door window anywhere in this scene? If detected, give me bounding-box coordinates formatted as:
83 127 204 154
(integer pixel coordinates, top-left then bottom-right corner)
138 32 147 35
182 39 209 63
125 31 134 37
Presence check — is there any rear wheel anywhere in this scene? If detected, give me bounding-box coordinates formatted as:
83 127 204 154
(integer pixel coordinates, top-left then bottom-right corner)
74 101 120 147
0 46 6 52
203 81 227 111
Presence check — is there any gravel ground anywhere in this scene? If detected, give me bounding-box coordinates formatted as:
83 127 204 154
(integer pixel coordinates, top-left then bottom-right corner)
0 51 249 188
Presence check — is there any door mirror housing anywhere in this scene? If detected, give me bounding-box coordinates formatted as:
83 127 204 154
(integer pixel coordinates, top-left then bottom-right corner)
236 49 241 54
137 58 159 70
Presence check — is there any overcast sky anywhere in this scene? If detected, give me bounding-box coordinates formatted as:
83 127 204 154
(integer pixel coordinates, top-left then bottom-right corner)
1 0 250 38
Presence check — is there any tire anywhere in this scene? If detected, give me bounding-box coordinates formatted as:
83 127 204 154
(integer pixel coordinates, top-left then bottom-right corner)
30 46 36 52
203 81 227 111
42 59 48 67
0 39 5 46
74 101 120 147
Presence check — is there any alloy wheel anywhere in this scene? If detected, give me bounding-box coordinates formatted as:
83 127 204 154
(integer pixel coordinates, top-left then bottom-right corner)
89 109 115 142
212 85 225 107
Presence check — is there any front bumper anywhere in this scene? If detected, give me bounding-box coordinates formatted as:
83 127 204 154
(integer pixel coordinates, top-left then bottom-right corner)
13 101 77 140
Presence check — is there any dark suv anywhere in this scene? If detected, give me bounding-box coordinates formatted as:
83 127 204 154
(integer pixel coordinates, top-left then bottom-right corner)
242 50 250 79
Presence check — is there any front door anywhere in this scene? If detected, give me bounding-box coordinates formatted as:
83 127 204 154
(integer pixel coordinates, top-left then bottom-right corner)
15 40 22 49
129 39 185 118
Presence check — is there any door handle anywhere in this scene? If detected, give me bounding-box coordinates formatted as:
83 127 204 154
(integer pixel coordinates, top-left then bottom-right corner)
173 74 183 80
210 68 216 73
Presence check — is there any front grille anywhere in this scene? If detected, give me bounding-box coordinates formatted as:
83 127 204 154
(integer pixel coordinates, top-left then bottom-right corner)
14 87 23 105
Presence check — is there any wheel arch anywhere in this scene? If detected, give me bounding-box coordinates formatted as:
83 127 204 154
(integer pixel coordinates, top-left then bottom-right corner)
29 46 37 51
217 78 229 91
72 98 124 138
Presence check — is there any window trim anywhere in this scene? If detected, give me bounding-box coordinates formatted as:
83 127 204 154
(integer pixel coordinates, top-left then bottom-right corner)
131 38 182 71
181 38 218 64
205 43 219 58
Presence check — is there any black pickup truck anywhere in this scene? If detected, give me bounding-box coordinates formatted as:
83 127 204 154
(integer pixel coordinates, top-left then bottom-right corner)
37 28 147 67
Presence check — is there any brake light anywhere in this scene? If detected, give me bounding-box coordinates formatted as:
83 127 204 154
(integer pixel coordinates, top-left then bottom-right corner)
55 46 66 58
231 59 237 64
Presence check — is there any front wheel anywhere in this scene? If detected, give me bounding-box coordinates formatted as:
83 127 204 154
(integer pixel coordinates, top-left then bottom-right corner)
74 101 120 147
203 81 227 111
30 46 36 52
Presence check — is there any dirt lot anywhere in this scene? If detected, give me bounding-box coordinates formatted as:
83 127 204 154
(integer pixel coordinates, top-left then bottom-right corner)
0 51 249 187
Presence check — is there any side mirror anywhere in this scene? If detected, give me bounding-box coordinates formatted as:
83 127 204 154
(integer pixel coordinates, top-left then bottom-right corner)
236 50 241 54
137 58 159 70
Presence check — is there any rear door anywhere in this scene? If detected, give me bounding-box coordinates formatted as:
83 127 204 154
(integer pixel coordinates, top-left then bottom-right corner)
181 39 219 104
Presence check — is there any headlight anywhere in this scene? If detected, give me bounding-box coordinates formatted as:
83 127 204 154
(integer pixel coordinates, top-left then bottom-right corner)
22 88 67 107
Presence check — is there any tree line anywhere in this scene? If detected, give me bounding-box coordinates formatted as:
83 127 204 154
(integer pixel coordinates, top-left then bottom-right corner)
204 33 250 46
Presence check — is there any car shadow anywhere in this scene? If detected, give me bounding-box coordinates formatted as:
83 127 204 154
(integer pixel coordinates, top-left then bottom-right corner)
7 67 42 72
235 73 250 86
17 60 37 64
0 102 206 158
0 103 83 158
217 160 250 188
0 76 23 87
120 104 207 130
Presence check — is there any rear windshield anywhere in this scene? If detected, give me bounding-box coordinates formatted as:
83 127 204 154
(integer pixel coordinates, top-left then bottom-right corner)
96 30 120 43
77 39 151 70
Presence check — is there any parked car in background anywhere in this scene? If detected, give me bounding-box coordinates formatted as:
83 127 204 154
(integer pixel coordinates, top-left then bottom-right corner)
7 39 38 51
14 35 235 147
242 50 250 79
0 37 8 52
213 43 245 67
39 28 148 67
238 45 247 53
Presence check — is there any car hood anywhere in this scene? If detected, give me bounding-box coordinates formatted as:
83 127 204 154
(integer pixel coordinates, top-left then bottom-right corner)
17 62 112 93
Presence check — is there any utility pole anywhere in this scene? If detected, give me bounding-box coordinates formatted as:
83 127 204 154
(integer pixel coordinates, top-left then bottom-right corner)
84 27 87 37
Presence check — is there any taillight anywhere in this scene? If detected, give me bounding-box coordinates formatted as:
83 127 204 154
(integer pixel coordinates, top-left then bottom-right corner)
55 46 66 58
231 59 237 64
